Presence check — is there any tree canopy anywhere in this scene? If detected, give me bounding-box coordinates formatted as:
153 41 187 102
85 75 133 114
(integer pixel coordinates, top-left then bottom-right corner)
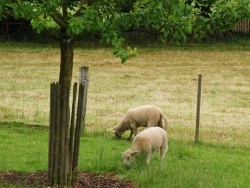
1 0 249 44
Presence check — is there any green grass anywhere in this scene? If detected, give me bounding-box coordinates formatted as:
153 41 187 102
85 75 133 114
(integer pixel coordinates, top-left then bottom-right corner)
0 122 250 188
0 122 48 172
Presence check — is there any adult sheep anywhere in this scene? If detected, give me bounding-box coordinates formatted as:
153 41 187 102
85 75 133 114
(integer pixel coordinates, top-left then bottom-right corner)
113 105 168 140
122 127 168 166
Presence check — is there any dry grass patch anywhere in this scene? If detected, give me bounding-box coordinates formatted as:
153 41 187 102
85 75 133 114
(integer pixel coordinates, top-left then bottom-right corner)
0 44 249 147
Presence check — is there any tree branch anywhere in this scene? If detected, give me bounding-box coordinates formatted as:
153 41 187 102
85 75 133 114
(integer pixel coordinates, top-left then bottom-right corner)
50 11 67 29
44 28 61 40
74 0 86 17
62 0 68 20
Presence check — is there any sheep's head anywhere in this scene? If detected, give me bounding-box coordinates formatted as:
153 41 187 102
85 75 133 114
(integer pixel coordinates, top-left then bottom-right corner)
122 150 139 166
113 125 124 138
113 126 121 138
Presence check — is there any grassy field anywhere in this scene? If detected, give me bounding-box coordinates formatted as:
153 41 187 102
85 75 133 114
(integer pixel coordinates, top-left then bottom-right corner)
0 38 250 187
0 122 250 188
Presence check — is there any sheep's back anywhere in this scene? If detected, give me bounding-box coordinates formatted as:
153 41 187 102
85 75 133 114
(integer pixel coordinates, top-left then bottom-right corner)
127 106 161 125
133 127 167 150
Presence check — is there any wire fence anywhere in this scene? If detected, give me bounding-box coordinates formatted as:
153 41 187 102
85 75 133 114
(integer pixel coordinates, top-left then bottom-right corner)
1 74 249 148
167 86 248 148
86 74 250 148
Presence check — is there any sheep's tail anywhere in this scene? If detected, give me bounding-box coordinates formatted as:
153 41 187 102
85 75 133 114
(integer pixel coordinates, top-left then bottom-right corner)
160 112 168 130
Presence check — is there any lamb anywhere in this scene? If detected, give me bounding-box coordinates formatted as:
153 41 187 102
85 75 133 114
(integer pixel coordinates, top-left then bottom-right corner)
122 127 168 166
113 105 168 140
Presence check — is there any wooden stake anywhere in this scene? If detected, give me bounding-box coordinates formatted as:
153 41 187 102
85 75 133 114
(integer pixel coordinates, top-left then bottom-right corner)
69 83 77 183
195 74 202 144
79 66 89 133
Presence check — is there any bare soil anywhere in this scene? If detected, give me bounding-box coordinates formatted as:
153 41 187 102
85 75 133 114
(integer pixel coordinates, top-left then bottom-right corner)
0 171 136 188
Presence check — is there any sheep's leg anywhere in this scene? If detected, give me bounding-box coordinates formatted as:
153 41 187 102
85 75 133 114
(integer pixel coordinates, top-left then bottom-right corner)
160 149 166 163
133 128 137 136
128 122 137 140
146 151 152 164
160 143 168 163
127 129 133 140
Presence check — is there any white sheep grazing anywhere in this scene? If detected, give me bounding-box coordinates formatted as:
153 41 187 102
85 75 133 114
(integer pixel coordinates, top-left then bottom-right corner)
122 127 168 166
113 105 168 140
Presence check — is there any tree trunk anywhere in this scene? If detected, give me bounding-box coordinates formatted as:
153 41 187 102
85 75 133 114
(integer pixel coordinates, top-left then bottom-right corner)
58 37 74 124
57 37 74 185
59 38 74 90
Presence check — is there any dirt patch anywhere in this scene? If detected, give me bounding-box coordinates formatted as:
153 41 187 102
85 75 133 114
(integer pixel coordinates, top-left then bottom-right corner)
0 171 136 188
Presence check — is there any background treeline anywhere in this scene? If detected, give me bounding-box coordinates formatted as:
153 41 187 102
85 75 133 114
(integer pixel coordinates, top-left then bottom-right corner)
0 0 249 42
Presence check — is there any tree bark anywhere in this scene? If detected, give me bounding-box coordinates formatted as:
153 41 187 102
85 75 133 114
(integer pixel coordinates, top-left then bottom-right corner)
59 38 74 91
57 35 74 185
58 36 74 137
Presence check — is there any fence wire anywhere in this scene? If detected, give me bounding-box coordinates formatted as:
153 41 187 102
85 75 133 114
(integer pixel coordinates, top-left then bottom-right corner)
1 75 249 148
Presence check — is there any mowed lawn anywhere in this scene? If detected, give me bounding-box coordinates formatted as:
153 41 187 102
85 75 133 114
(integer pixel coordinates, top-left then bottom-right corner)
0 39 250 187
0 122 250 188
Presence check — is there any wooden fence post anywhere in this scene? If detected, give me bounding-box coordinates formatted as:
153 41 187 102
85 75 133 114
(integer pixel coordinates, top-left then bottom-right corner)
72 83 85 171
60 86 69 185
47 83 72 186
79 66 89 133
48 83 57 185
234 20 250 33
195 74 202 144
54 83 61 184
48 67 89 186
69 83 78 183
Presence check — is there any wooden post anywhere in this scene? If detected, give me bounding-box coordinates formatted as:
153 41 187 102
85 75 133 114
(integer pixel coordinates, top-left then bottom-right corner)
79 66 89 133
48 83 56 185
48 68 89 186
48 83 70 186
55 84 61 184
195 74 202 144
60 87 69 185
72 83 84 171
69 83 77 183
